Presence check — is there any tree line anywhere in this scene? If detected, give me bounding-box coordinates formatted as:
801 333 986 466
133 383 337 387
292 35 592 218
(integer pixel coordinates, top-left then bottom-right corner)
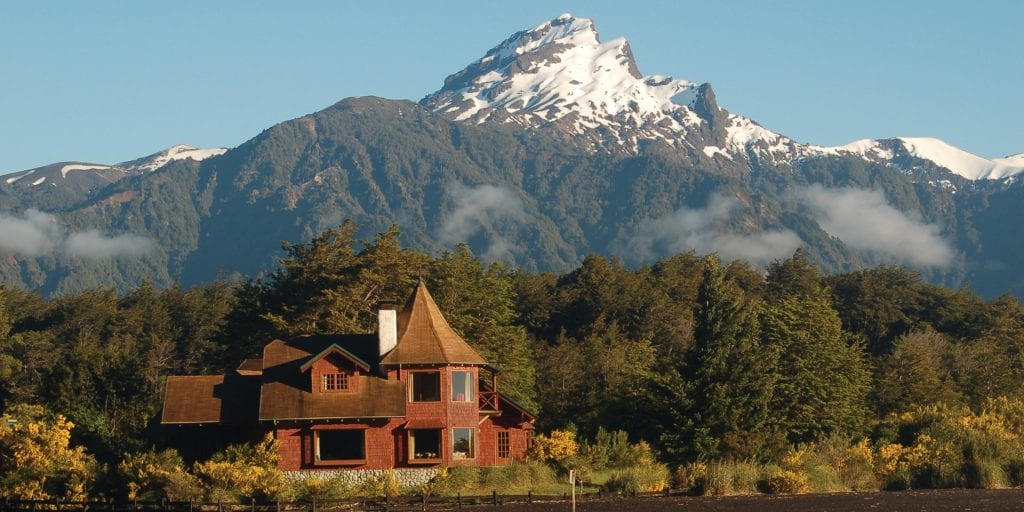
2 222 1023 497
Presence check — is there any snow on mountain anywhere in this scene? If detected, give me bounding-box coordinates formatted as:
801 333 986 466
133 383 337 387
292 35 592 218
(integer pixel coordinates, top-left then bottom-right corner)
61 164 111 178
823 137 1024 181
1 145 229 191
423 13 695 139
994 153 1024 168
423 13 1020 182
422 14 815 159
118 144 228 172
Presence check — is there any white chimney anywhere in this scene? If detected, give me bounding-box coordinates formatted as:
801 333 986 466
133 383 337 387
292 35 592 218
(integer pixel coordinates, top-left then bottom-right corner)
378 303 397 356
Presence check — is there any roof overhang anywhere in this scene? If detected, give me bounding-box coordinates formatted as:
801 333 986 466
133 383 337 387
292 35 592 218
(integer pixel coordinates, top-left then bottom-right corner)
299 343 371 373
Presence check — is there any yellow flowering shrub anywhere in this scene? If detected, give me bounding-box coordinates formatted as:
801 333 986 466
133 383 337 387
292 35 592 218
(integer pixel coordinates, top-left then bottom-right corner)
766 470 809 494
119 449 201 501
527 430 579 462
193 432 285 501
0 404 97 500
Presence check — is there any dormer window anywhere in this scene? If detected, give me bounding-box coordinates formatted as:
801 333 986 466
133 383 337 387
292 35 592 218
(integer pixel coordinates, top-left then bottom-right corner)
322 373 349 392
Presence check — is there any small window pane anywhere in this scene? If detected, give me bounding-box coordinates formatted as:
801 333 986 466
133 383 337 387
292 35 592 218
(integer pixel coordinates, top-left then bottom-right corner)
317 430 364 461
411 372 441 402
323 373 349 391
451 371 474 402
410 429 441 460
453 428 475 459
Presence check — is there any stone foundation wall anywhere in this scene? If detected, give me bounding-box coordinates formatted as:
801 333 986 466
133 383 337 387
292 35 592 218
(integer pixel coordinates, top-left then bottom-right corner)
283 468 439 488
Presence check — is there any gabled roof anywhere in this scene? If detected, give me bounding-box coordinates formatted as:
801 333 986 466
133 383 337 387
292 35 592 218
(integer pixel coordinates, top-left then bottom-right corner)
298 343 371 373
236 358 263 376
380 282 487 366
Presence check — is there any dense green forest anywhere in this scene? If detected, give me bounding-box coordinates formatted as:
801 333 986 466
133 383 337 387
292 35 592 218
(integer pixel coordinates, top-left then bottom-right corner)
2 223 1024 499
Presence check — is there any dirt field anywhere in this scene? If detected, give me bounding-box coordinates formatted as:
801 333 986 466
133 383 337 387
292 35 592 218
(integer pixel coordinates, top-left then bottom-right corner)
496 489 1024 512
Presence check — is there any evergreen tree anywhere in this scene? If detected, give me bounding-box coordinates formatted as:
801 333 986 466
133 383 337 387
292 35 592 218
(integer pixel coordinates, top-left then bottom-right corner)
664 256 777 461
763 259 871 445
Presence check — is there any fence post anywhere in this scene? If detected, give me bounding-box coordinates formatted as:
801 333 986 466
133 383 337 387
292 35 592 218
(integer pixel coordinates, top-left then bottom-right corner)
527 491 532 505
421 494 426 512
456 494 461 510
492 491 497 506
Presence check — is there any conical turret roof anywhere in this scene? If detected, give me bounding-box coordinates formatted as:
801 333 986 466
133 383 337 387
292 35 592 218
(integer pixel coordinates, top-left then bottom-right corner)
380 282 488 366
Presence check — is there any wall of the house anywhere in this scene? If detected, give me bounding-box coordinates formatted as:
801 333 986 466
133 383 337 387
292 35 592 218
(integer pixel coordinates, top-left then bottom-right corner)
276 418 405 471
276 365 533 471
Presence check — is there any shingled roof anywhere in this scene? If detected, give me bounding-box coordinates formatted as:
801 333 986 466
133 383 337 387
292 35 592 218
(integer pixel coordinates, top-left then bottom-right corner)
380 282 487 366
162 373 260 425
259 336 406 421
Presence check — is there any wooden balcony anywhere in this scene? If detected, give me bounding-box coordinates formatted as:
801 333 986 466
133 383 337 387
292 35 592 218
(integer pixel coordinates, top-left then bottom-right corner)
479 390 500 414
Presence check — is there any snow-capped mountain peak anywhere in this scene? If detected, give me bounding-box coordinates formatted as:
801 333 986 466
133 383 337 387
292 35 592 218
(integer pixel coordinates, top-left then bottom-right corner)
421 14 1020 182
421 14 717 148
823 137 1024 181
422 14 808 159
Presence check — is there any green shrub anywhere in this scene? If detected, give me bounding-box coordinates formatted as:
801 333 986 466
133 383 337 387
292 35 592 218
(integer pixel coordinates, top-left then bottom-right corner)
603 462 669 494
356 469 401 498
963 460 1006 489
724 461 761 495
672 462 706 494
285 475 355 501
702 462 735 496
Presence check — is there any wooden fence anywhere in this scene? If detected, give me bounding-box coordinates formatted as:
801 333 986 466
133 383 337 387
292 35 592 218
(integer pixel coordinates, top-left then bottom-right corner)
0 490 678 512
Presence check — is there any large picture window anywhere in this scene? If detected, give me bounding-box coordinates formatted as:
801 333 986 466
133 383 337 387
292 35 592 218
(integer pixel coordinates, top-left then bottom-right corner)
410 372 441 402
409 429 442 461
452 428 475 460
451 371 474 402
316 429 365 462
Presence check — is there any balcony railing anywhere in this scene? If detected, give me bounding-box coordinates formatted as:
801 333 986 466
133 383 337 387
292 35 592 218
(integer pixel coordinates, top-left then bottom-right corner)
479 390 499 412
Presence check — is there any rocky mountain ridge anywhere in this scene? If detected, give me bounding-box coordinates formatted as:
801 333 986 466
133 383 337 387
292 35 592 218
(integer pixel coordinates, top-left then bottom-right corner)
0 14 1021 299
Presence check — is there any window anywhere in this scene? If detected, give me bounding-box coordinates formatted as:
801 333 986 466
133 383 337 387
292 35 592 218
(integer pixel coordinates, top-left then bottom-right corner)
316 429 365 462
322 373 349 391
452 428 475 459
497 431 510 459
409 429 441 461
410 372 441 402
451 371 474 402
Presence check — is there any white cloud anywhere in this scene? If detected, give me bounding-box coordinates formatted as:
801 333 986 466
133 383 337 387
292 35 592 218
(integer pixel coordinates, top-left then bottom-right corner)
0 209 154 260
798 185 954 268
626 194 803 265
0 209 61 256
438 183 526 261
65 230 153 259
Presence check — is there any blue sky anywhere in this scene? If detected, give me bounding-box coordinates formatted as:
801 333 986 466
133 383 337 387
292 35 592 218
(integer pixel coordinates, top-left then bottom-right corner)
1 1 1020 172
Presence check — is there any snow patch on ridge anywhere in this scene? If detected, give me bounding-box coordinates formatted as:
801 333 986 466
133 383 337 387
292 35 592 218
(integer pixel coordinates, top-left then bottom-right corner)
61 164 111 178
127 144 228 172
5 170 34 184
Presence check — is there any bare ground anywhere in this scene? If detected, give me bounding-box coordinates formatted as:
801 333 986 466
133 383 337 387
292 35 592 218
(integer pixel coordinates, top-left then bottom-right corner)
494 489 1024 512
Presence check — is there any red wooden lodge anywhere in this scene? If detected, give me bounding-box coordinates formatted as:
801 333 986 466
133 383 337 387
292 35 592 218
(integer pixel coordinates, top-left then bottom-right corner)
161 282 536 471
